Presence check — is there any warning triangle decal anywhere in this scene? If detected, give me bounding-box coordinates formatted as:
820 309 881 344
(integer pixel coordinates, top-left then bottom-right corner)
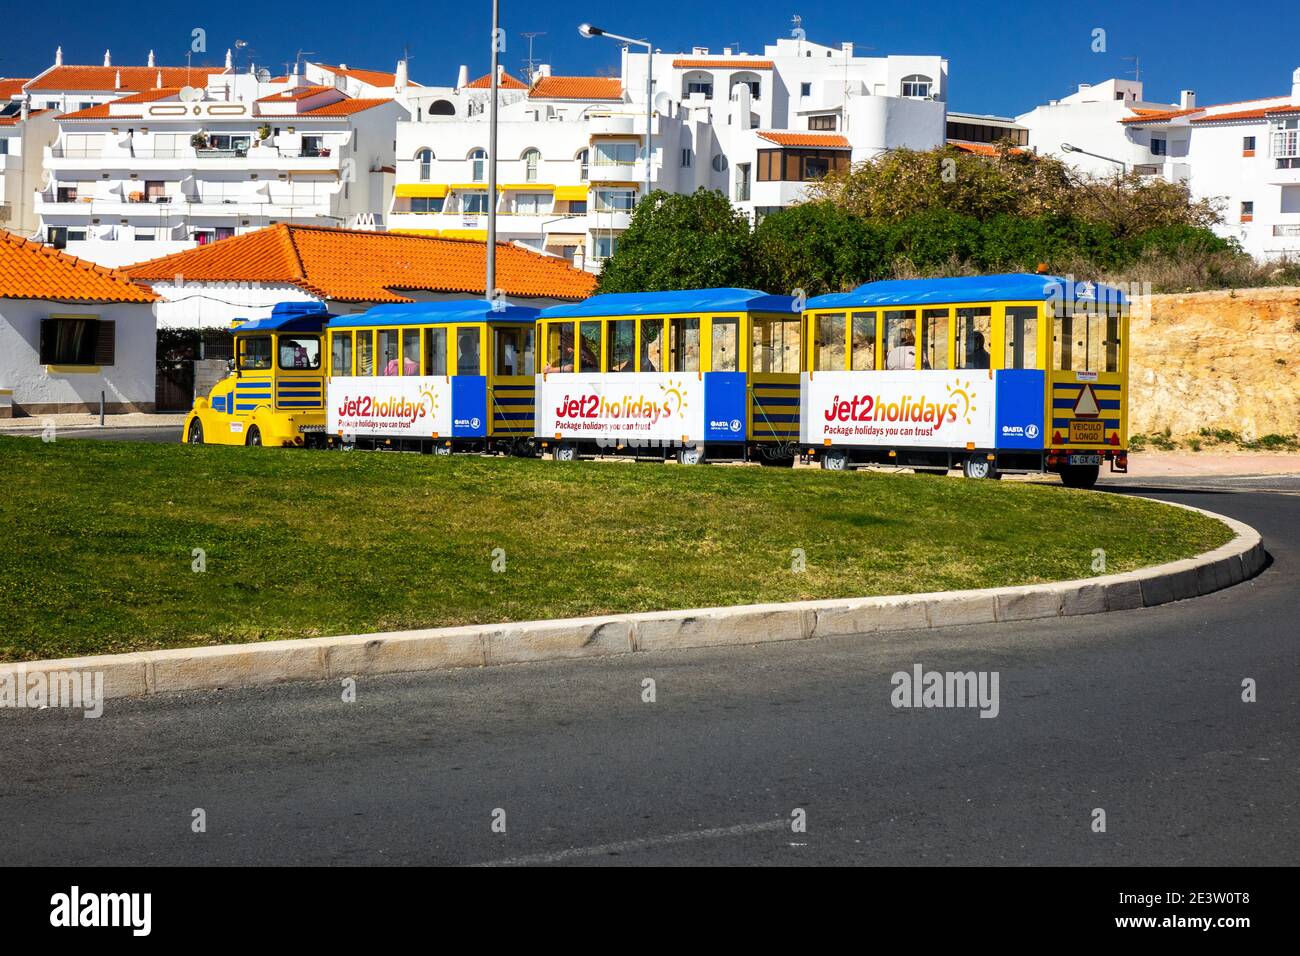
1073 384 1101 418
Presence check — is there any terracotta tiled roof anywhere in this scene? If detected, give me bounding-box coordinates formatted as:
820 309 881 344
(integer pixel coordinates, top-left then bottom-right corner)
529 76 623 101
313 64 417 88
0 77 29 100
52 103 117 120
672 58 774 69
25 65 227 91
1120 107 1202 125
0 230 158 303
124 224 596 302
0 108 48 126
947 139 1026 156
465 72 528 90
299 97 392 116
1192 102 1300 123
256 86 335 102
757 130 850 148
1121 96 1298 126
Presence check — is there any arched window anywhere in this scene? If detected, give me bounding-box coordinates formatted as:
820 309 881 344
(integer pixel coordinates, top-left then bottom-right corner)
469 148 487 182
576 148 589 181
901 74 933 98
522 148 541 182
682 70 713 99
428 99 455 116
415 148 433 181
712 154 728 173
730 72 762 101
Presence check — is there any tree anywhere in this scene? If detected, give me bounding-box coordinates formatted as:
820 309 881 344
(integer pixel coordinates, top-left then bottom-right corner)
596 189 760 293
754 202 890 296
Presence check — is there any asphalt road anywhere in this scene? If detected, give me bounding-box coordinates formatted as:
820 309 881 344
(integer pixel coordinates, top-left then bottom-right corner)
0 426 183 443
1 477 1295 866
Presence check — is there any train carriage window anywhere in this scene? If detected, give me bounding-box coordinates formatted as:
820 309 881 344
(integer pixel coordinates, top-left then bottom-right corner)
850 311 876 370
401 330 420 375
955 308 992 370
579 321 601 372
1004 306 1039 370
607 319 635 371
331 332 353 376
1105 311 1120 373
278 336 321 371
456 327 482 375
814 313 847 370
711 317 739 372
379 330 400 375
494 326 532 376
670 317 701 372
544 322 574 372
238 335 273 370
425 327 447 376
1054 307 1116 373
883 310 917 370
921 308 949 370
357 330 374 375
751 316 797 373
638 318 664 372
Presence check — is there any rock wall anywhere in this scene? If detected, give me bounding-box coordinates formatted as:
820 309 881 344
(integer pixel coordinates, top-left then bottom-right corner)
1129 287 1300 440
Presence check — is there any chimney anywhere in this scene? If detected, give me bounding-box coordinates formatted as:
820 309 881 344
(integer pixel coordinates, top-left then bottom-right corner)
394 59 408 93
1292 67 1300 105
114 70 122 89
225 48 233 70
147 49 156 68
1180 89 1196 110
456 64 468 89
842 41 854 56
723 47 732 56
156 70 163 89
54 46 63 67
538 63 551 78
338 63 348 70
20 96 29 121
103 50 112 67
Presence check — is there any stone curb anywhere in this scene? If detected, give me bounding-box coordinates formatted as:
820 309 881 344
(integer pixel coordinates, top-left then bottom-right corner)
0 498 1264 702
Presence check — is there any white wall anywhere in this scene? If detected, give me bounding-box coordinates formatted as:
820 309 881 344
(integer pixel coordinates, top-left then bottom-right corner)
0 298 156 413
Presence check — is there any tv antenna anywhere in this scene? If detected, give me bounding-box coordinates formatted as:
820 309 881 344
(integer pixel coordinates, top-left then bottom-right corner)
521 32 546 86
1122 55 1140 83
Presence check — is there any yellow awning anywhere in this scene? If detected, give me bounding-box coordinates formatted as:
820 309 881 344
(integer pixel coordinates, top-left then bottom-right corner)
450 183 489 191
496 183 555 191
395 183 449 198
554 185 590 201
593 181 641 189
436 229 488 241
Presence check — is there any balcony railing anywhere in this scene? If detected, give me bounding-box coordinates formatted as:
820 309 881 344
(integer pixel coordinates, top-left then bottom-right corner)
1272 224 1300 237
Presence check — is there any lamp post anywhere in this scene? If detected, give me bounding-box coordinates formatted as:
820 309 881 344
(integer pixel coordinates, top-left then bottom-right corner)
1060 142 1128 174
579 23 653 203
486 0 501 302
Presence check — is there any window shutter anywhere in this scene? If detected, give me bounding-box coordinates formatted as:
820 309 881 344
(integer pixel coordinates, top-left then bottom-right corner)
94 320 116 366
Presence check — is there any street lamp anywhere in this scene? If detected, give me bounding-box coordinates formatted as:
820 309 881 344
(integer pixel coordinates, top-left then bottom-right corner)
1060 142 1128 173
579 23 653 202
486 0 501 302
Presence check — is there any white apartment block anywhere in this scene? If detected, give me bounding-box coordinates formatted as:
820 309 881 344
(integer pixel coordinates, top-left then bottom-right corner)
1019 69 1300 261
390 32 947 269
1 93 57 235
34 62 410 267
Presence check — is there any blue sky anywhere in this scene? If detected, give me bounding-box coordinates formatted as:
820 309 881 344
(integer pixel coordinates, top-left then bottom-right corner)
4 0 1298 116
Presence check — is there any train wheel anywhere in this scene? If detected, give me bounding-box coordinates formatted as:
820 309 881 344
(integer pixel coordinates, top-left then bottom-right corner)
677 445 705 466
1060 464 1100 489
554 444 578 462
962 457 999 480
187 420 204 445
245 426 263 448
820 450 848 471
758 454 795 468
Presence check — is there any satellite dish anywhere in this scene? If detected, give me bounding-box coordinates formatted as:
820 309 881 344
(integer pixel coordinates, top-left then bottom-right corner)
653 91 672 115
178 86 206 103
256 68 271 83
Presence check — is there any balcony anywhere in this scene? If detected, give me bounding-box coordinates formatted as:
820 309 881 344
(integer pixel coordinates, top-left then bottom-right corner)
1272 224 1300 237
586 113 661 137
588 160 650 184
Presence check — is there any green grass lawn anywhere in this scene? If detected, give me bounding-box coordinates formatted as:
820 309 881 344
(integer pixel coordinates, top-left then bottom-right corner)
0 436 1232 662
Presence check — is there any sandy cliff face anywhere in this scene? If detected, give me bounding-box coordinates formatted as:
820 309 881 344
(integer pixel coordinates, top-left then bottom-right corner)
1128 287 1300 440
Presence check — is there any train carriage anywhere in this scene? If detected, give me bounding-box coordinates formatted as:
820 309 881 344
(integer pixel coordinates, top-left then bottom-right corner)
801 274 1129 488
534 289 800 464
323 300 539 454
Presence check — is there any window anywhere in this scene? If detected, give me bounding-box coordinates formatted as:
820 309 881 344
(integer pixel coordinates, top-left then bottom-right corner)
638 318 664 371
681 147 693 167
357 330 374 375
145 180 166 201
1003 306 1039 369
578 321 601 372
850 312 876 370
456 327 481 375
800 82 812 97
606 320 635 371
39 318 114 366
237 335 273 370
1150 138 1167 156
279 335 322 370
921 308 949 370
514 192 551 215
566 200 588 214
756 148 849 182
900 74 933 98
522 147 541 182
206 133 251 154
410 196 444 213
462 191 490 214
577 148 589 179
686 80 714 97
955 308 992 369
495 326 533 375
883 310 917 370
331 331 353 376
1273 120 1299 167
1054 308 1119 373
416 148 433 180
1243 135 1256 156
56 186 79 203
469 148 487 181
545 322 574 372
1241 200 1254 222
378 329 400 375
594 188 636 212
751 316 798 373
300 136 325 157
814 313 846 370
594 235 619 260
711 317 739 372
669 317 701 372
424 327 447 375
402 329 420 374
736 163 751 202
0 139 7 155
594 142 637 166
711 154 728 173
808 115 837 131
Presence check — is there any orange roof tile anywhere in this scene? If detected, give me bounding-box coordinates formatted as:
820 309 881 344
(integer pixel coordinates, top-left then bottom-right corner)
465 71 528 90
313 64 418 88
529 76 623 101
0 230 157 303
300 97 392 116
256 86 335 102
0 77 30 100
124 224 595 302
672 58 774 69
26 65 227 92
1192 102 1300 123
53 103 118 120
947 139 1027 156
757 130 850 148
1120 106 1201 125
0 108 48 127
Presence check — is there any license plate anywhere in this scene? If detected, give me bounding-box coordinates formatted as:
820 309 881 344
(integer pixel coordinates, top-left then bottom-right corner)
1069 454 1103 466
1069 420 1105 443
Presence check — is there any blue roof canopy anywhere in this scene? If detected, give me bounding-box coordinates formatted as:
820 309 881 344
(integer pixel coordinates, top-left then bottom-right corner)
806 273 1128 310
234 301 334 334
327 300 540 329
539 288 799 319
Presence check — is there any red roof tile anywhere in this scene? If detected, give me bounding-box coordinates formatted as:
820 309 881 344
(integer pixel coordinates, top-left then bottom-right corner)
757 130 850 148
299 97 392 116
466 72 528 90
313 64 417 88
529 76 623 101
25 65 228 92
946 139 1026 156
0 108 48 127
124 224 595 302
0 230 158 303
256 86 335 102
0 78 30 100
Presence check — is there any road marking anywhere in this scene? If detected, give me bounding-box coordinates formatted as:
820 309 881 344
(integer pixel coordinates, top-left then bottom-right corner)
472 819 789 866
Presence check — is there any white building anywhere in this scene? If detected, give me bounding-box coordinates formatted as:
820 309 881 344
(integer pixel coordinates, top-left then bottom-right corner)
35 64 409 267
1018 69 1300 261
1 89 57 235
391 32 947 269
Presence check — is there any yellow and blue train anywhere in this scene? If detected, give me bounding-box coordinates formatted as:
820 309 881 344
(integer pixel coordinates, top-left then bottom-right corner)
184 274 1129 488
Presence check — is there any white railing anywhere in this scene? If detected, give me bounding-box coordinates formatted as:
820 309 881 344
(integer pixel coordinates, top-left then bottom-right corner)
1272 224 1300 237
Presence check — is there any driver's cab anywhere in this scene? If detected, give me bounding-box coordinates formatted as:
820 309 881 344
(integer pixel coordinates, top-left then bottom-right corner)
183 301 333 447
